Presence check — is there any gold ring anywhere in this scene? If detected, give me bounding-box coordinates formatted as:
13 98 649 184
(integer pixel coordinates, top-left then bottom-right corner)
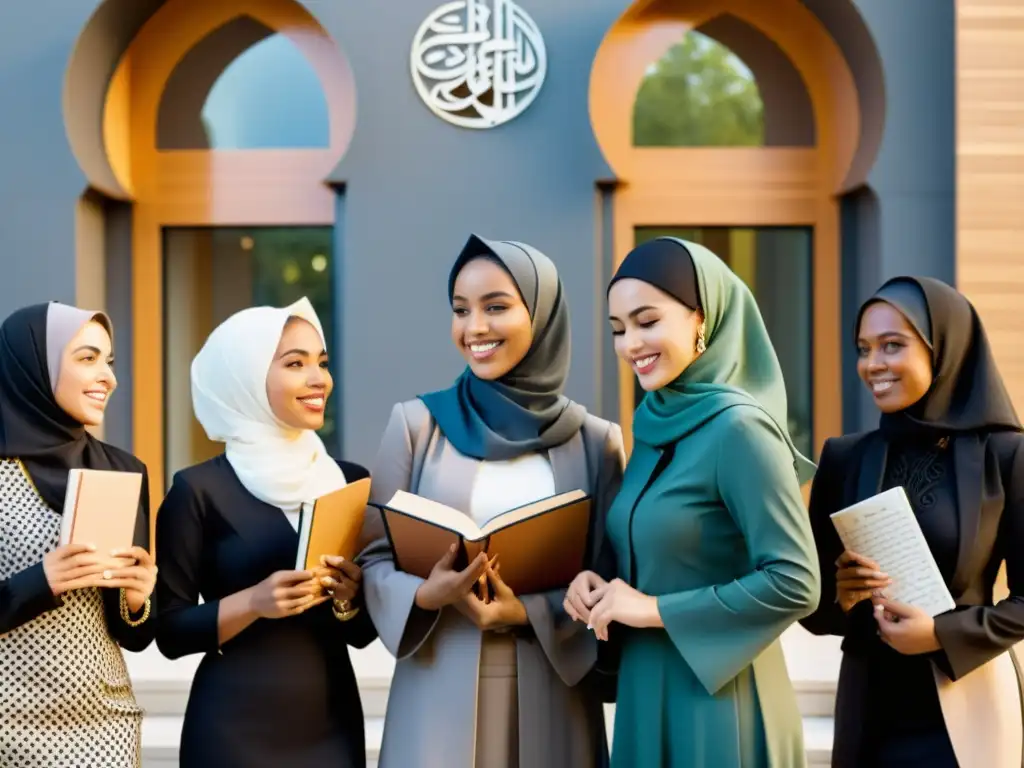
332 600 360 622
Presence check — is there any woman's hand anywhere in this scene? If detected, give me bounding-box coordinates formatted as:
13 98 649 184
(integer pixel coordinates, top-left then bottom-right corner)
248 570 325 619
873 597 941 655
836 550 891 613
414 544 488 611
318 555 362 605
563 570 608 623
42 543 107 596
106 546 158 613
455 562 528 630
587 578 662 641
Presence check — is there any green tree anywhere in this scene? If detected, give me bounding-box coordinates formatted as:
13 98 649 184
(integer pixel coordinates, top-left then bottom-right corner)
633 32 764 147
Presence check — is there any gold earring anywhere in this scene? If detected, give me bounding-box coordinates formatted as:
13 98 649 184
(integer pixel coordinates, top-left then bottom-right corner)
696 323 707 355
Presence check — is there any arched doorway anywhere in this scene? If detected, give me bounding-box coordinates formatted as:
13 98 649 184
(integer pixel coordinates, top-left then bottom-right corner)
78 0 355 501
590 0 863 458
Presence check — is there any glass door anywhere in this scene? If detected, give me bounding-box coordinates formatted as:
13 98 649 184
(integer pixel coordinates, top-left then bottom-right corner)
162 226 336 482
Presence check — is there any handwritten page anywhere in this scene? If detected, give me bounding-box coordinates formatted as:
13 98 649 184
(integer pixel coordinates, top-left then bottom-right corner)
830 486 956 617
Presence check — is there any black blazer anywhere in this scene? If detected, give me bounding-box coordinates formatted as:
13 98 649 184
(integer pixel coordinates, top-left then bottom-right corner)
155 454 376 768
801 429 1024 766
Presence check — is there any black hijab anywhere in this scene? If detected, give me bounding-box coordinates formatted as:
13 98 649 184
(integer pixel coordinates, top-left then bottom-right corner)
857 276 1021 439
0 302 137 511
418 234 587 460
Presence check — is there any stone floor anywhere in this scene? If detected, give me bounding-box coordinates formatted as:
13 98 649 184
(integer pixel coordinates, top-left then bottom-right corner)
131 626 842 767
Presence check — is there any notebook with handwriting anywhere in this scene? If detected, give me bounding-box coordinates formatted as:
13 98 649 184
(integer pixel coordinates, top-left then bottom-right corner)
295 478 372 572
59 468 143 566
375 489 592 595
830 486 955 617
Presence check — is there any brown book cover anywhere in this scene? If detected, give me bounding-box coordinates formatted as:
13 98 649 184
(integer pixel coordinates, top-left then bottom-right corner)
375 489 592 595
59 468 144 566
295 477 372 573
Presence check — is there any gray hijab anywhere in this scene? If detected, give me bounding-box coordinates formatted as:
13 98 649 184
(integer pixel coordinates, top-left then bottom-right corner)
46 303 112 393
418 234 587 460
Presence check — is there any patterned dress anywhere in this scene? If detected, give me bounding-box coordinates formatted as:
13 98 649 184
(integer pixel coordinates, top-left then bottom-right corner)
0 459 143 768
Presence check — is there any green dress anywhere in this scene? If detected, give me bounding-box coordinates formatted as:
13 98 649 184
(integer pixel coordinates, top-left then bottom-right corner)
603 238 820 768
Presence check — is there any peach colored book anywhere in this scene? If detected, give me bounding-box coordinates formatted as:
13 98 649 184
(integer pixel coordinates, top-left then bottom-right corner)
59 468 143 565
376 489 592 595
295 477 372 572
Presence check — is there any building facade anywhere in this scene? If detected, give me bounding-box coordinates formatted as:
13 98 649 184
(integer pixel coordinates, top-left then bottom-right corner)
2 0 1021 763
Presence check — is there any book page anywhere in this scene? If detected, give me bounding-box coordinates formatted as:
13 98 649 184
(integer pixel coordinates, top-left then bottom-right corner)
383 490 483 540
830 486 956 617
479 488 588 537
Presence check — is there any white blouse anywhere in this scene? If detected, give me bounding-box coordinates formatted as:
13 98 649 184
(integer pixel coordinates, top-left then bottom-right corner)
468 452 556 525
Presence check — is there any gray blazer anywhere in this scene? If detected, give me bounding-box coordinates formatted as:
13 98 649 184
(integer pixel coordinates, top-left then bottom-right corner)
358 398 624 768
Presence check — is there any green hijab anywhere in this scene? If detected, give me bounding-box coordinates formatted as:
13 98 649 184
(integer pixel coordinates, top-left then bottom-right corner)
623 238 815 484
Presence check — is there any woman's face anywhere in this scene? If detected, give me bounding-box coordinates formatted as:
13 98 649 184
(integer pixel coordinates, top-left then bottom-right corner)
54 320 117 426
608 278 703 392
266 317 332 430
450 257 533 381
856 301 934 413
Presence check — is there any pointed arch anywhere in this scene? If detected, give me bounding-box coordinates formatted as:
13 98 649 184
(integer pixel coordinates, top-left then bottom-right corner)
65 0 356 498
589 0 882 456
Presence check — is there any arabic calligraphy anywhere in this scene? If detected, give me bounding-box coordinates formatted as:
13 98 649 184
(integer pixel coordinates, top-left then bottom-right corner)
410 0 547 129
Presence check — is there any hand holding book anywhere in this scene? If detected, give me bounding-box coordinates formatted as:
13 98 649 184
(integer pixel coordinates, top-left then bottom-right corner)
413 544 489 611
454 558 528 630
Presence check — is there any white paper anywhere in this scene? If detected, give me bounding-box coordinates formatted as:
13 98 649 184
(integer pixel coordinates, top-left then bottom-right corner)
830 486 956 617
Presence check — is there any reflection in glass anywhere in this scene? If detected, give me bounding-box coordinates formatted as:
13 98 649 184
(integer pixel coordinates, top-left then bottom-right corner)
632 227 813 458
633 31 764 147
163 227 336 484
201 33 330 149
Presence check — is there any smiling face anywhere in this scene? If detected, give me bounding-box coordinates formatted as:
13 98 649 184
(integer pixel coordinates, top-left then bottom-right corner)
856 301 934 413
450 257 533 380
608 278 703 392
265 317 332 430
53 320 116 426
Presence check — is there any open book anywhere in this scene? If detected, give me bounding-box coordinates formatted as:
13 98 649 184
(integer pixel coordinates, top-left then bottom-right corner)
295 478 372 576
830 486 956 617
59 468 144 566
375 489 592 595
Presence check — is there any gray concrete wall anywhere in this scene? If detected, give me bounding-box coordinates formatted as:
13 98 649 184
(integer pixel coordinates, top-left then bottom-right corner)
835 0 957 432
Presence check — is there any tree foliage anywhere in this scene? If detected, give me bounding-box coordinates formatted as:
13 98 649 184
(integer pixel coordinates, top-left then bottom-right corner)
633 32 764 147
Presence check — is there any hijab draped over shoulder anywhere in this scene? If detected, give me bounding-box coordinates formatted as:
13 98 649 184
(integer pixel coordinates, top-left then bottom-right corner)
0 302 139 511
858 276 1021 440
418 233 587 460
190 297 346 510
612 237 815 484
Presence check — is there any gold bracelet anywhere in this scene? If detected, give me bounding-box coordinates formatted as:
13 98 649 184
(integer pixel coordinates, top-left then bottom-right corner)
332 598 360 622
119 589 151 627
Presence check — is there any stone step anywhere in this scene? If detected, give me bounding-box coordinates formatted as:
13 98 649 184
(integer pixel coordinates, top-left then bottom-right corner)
131 628 844 766
142 713 832 768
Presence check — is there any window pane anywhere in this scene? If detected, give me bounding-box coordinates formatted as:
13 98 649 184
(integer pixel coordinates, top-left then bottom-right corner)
633 227 813 457
633 31 764 147
202 33 330 149
163 227 336 483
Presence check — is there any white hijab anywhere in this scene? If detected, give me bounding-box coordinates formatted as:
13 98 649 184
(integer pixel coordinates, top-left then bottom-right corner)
190 297 346 510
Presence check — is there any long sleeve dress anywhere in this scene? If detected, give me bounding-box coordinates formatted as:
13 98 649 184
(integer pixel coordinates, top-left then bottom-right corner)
359 398 624 768
0 456 155 768
154 455 377 768
605 405 820 767
801 429 1024 768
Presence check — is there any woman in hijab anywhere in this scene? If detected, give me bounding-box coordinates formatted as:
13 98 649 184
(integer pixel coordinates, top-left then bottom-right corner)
800 276 1024 768
154 297 376 768
358 234 625 768
565 238 820 767
0 302 156 768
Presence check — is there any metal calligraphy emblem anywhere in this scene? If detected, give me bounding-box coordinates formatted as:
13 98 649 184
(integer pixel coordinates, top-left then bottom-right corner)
410 0 547 129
